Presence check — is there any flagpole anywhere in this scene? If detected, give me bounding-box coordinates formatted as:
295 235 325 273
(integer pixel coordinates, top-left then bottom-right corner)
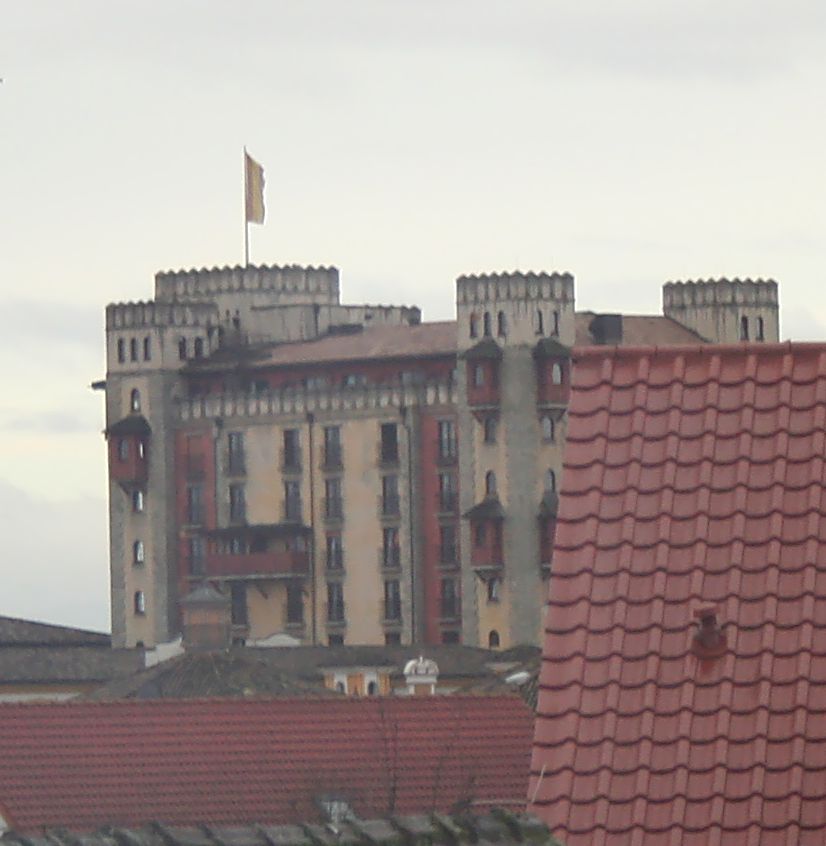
243 147 250 266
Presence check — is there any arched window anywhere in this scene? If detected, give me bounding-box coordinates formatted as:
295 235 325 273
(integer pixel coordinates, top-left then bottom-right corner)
545 469 557 493
178 338 188 360
367 681 378 696
117 438 129 461
134 591 146 615
133 540 145 564
193 337 204 358
130 338 138 362
757 316 765 341
474 364 485 387
137 440 145 459
483 312 492 337
132 489 145 512
551 362 563 385
336 681 346 693
552 311 560 337
536 310 545 336
130 389 141 412
487 578 501 603
740 316 749 341
485 470 497 496
541 416 555 442
497 311 507 337
484 417 497 444
143 337 151 361
117 339 126 363
469 314 478 339
488 629 501 649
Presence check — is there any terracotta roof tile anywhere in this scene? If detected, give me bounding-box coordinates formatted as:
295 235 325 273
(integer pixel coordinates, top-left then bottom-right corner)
529 342 826 845
0 695 532 833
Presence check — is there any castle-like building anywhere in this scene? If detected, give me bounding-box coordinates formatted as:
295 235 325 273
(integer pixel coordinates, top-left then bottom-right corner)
99 266 779 649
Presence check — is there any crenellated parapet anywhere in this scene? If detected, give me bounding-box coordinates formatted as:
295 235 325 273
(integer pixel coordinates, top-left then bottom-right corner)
154 264 340 305
106 301 219 331
663 278 779 309
175 380 457 423
456 271 575 306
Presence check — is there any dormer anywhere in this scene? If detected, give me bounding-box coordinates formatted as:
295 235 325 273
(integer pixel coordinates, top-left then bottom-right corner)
533 338 571 406
463 496 505 571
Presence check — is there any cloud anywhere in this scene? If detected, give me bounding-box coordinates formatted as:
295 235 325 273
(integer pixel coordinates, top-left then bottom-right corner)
0 479 109 632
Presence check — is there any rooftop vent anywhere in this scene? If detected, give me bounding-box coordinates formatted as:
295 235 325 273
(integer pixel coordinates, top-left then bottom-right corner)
692 606 727 658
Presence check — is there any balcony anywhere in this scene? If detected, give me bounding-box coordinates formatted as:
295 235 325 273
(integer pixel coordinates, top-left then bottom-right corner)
205 549 309 579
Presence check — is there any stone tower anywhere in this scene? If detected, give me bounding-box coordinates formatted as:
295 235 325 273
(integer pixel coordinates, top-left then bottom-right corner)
662 278 780 343
454 271 575 649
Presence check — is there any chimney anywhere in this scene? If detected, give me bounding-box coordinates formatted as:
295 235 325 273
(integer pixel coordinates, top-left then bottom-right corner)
588 314 623 345
403 656 439 696
181 582 231 651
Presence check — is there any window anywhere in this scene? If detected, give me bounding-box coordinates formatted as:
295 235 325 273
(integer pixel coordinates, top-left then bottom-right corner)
551 362 563 385
438 419 457 461
439 524 457 564
545 469 557 493
483 312 492 337
382 475 400 516
189 536 205 576
475 522 487 547
137 440 146 459
469 314 478 338
329 634 345 647
324 425 342 468
326 534 344 570
440 578 459 618
438 472 457 512
384 579 401 621
488 629 501 649
325 477 343 519
133 540 145 565
541 416 555 442
380 422 399 464
441 630 460 644
485 471 497 497
497 311 507 337
227 432 245 474
552 311 560 336
132 489 145 513
117 339 125 363
473 364 485 387
740 315 749 341
229 484 246 523
117 438 129 461
382 527 401 568
283 428 301 471
286 583 304 624
487 577 501 603
757 316 765 341
327 582 345 622
178 337 187 360
130 389 141 412
483 417 497 444
186 484 203 525
367 681 379 695
342 373 367 388
130 338 138 362
193 337 205 358
284 479 302 521
143 336 151 361
230 582 248 626
385 632 401 646
536 310 545 336
134 591 146 615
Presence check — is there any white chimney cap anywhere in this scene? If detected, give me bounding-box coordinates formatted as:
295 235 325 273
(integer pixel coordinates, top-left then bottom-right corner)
403 655 439 677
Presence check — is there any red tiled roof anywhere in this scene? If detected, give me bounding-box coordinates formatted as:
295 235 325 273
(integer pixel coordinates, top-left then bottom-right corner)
0 695 533 833
529 342 826 845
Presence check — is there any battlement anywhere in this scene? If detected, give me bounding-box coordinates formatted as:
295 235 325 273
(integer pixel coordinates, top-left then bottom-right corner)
456 271 575 306
154 264 340 305
106 300 219 331
663 278 779 309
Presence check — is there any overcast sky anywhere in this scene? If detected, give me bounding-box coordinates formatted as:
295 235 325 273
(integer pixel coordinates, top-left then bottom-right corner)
2 1 825 632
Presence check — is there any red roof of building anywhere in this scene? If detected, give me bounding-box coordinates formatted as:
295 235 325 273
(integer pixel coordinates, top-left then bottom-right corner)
0 695 532 833
529 342 826 845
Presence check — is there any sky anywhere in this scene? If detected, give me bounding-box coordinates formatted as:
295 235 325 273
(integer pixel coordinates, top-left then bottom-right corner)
1 1 826 632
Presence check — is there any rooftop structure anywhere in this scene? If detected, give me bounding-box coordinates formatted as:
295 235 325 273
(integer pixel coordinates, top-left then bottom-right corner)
529 341 826 844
